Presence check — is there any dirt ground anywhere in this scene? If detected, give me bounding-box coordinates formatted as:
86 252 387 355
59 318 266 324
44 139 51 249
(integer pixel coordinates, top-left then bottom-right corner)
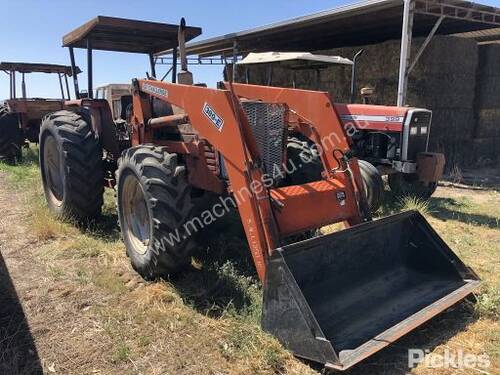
0 158 498 374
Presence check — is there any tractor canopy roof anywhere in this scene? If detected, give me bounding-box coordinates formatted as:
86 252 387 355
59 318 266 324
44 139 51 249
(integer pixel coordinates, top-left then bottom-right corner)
0 62 80 76
62 16 202 54
237 52 353 70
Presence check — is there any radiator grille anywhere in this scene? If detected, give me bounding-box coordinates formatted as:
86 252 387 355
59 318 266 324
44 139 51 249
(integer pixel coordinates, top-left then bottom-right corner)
242 101 287 184
405 111 432 161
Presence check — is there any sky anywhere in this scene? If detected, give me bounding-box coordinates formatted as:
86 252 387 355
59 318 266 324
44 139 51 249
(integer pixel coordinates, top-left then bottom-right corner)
1 0 499 99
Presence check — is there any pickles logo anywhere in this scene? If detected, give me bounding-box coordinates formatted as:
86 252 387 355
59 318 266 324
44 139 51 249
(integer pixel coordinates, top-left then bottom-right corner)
142 83 168 97
203 102 224 131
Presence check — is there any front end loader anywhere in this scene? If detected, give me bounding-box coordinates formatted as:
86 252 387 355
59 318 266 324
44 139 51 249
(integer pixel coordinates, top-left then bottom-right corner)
39 16 480 371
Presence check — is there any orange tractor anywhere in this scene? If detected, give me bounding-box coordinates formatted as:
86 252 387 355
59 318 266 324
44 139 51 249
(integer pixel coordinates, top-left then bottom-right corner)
0 62 79 162
39 16 479 371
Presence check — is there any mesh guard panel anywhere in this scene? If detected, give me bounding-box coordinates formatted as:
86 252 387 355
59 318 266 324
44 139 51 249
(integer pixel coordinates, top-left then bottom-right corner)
242 101 287 184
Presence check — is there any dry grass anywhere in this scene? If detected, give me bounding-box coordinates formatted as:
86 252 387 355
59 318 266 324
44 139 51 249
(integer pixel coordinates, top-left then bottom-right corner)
0 147 498 374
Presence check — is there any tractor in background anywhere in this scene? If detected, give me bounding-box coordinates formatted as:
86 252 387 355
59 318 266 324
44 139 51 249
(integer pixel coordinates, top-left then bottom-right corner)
237 52 445 209
0 62 79 162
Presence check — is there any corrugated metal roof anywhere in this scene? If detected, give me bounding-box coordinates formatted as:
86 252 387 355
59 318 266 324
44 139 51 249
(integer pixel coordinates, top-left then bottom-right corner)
168 0 500 57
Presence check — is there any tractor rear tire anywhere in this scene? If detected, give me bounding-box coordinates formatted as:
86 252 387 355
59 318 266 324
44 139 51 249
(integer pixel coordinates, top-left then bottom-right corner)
39 110 104 220
116 145 197 280
388 172 437 199
0 105 23 163
358 160 384 212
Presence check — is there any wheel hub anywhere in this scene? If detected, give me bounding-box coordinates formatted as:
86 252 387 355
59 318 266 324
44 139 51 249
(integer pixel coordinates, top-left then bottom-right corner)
43 135 64 205
121 173 151 255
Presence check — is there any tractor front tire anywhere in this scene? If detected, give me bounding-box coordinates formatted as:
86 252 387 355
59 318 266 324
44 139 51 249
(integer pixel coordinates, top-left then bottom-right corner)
358 160 384 212
116 146 196 280
388 172 437 199
285 136 323 185
39 110 104 220
0 105 23 163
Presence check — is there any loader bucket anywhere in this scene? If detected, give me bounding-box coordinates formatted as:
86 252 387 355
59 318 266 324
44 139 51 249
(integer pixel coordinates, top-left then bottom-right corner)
262 211 480 371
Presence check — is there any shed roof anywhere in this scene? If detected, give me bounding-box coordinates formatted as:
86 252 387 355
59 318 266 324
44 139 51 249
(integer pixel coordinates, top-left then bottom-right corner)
455 27 500 43
177 0 500 57
63 16 202 54
0 62 80 75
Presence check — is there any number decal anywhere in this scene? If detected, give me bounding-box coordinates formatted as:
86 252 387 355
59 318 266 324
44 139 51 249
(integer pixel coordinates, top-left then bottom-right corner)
202 103 224 131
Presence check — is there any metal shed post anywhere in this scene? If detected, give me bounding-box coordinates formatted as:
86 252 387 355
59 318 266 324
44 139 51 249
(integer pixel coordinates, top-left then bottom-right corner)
397 0 415 107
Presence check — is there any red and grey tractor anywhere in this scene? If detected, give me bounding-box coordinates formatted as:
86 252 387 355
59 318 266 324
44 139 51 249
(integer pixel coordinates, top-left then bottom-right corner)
237 52 445 209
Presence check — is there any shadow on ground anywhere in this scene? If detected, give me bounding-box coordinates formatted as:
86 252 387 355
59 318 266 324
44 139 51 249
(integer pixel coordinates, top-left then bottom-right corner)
170 209 261 319
430 197 499 229
0 251 42 374
378 189 498 229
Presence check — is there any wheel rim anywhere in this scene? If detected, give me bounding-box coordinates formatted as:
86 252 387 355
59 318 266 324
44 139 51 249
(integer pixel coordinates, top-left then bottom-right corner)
121 173 151 255
43 135 64 206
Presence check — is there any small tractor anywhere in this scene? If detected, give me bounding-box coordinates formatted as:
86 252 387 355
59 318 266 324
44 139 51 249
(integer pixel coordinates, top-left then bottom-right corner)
0 62 80 162
38 16 479 371
237 52 445 209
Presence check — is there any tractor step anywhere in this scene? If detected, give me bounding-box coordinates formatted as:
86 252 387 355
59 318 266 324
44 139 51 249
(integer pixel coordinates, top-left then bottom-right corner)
262 211 480 370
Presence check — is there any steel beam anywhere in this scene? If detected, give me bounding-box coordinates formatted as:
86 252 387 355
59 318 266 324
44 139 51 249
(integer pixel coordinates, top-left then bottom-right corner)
415 0 500 26
408 15 444 75
397 0 415 107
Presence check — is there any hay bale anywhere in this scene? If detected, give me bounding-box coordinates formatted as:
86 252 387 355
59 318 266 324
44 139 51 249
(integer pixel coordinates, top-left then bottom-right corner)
428 108 475 168
411 36 478 76
478 44 500 76
408 74 476 109
470 137 500 166
475 74 500 109
475 109 500 138
238 35 493 167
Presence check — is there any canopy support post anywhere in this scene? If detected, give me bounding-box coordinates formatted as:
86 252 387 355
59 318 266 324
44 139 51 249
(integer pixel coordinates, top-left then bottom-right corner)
64 74 71 100
172 46 178 83
21 73 27 99
232 40 238 82
69 47 80 99
149 53 157 78
58 73 65 100
87 39 93 99
12 71 16 99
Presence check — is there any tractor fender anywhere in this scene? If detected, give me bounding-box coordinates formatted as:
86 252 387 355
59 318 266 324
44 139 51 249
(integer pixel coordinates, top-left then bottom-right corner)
64 99 121 159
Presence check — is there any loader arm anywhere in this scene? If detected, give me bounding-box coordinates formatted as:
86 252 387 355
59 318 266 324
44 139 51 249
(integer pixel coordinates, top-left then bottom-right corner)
131 79 280 280
226 82 367 224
